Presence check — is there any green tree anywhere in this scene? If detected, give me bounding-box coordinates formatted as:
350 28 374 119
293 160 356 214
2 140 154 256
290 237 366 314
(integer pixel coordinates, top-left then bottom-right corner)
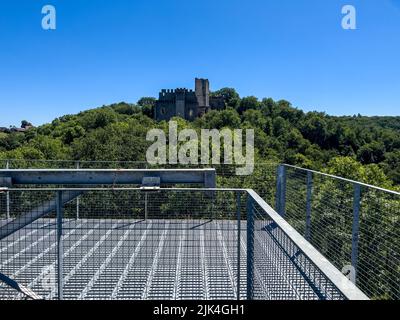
238 96 260 114
357 142 386 164
21 120 33 128
211 88 240 109
137 97 156 118
199 108 241 129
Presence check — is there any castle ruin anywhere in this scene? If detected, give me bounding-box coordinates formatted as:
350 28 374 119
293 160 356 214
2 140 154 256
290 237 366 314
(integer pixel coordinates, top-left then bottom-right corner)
154 78 225 121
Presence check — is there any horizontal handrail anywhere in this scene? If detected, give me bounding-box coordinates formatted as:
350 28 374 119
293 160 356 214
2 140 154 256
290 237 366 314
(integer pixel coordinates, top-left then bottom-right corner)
283 164 400 196
1 159 278 165
2 187 244 192
0 168 216 187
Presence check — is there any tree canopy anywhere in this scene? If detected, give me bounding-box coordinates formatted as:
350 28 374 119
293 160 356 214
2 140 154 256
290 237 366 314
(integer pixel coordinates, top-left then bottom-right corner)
1 95 399 188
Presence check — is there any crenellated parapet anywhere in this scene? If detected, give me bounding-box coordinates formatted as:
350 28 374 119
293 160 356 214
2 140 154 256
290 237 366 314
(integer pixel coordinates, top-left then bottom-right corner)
155 78 225 121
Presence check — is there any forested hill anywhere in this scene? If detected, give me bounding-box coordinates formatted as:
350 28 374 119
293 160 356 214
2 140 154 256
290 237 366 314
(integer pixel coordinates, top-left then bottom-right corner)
1 88 399 189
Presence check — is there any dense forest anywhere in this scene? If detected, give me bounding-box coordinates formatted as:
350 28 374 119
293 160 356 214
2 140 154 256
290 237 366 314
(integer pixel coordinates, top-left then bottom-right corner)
0 87 399 190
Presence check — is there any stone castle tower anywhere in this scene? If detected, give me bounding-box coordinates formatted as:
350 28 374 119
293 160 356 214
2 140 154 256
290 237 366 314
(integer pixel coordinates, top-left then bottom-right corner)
195 78 210 116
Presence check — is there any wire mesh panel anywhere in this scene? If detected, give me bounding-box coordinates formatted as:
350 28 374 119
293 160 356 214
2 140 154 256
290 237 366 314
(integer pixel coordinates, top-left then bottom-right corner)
0 189 58 299
0 189 245 300
282 165 400 300
284 168 308 235
282 167 354 270
310 173 354 271
248 193 348 300
357 187 400 299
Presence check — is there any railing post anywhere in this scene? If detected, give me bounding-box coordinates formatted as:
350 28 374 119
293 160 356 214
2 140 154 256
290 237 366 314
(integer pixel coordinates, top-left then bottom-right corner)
5 160 10 220
56 191 64 300
236 191 241 301
76 161 80 220
144 192 148 221
275 165 287 217
246 194 254 300
351 183 361 282
275 166 281 213
305 171 313 241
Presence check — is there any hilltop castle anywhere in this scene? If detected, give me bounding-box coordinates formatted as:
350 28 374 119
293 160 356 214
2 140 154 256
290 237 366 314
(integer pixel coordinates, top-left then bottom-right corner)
154 78 225 121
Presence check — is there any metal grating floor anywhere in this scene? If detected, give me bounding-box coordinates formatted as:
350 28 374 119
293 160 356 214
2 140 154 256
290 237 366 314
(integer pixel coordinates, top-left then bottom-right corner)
0 218 323 300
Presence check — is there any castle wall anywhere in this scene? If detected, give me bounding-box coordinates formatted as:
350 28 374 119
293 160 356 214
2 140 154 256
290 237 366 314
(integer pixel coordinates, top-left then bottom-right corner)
155 89 176 121
210 96 225 111
175 90 185 118
184 91 198 121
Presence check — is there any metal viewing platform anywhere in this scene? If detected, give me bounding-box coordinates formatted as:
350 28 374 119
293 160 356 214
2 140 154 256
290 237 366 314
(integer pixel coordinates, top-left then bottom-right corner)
0 167 374 300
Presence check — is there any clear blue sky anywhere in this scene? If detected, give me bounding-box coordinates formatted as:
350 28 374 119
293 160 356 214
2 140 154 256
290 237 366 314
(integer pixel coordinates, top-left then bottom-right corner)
0 0 400 127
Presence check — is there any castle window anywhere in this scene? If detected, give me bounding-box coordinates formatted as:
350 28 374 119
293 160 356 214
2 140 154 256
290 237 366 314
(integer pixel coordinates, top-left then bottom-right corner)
161 107 166 115
188 109 194 117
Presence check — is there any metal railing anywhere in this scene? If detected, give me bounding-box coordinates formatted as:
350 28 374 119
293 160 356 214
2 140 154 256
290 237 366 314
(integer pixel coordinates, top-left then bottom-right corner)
0 187 365 300
2 160 397 299
277 164 400 300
